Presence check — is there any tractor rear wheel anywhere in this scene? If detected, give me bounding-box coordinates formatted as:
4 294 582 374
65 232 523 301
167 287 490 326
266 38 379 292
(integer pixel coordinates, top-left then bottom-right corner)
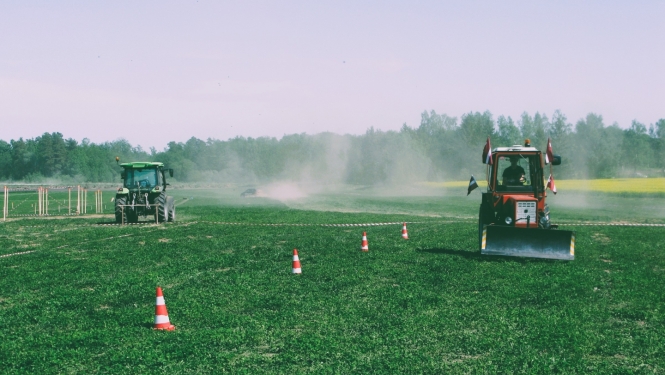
154 192 167 223
167 196 175 222
115 196 128 224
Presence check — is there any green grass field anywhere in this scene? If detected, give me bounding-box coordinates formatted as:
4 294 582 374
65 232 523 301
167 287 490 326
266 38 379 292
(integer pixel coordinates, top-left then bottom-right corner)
1 186 664 374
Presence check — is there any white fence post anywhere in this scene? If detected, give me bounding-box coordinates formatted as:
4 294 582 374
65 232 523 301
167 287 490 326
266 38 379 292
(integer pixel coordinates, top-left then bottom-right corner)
3 186 6 221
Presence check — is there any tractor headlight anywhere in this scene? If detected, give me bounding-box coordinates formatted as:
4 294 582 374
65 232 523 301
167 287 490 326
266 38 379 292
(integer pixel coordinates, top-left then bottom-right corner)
504 216 513 225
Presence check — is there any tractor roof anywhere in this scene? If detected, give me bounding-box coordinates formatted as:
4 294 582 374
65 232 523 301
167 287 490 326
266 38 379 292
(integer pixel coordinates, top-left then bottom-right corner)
120 162 164 169
493 145 539 153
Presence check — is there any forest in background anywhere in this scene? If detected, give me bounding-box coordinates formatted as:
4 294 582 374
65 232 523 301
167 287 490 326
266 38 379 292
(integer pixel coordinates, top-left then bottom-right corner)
1 110 664 185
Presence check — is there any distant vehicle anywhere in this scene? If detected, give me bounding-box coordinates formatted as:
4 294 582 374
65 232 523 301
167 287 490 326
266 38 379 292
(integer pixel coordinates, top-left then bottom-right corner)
241 188 265 197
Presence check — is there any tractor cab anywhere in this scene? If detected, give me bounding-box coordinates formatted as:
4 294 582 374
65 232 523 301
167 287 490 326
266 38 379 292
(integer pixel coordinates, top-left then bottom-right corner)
119 162 172 193
123 167 160 190
483 147 546 229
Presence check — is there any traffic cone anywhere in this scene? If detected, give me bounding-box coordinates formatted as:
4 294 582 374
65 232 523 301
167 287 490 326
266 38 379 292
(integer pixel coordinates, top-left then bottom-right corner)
154 286 175 331
361 231 369 252
292 249 302 274
401 222 409 240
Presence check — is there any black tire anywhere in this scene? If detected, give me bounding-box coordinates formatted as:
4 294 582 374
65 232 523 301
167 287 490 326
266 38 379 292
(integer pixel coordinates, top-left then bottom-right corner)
167 196 175 222
478 205 492 251
478 206 485 251
154 192 167 223
115 195 128 224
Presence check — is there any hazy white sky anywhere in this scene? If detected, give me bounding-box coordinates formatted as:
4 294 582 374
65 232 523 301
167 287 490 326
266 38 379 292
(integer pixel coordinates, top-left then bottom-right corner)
1 1 663 150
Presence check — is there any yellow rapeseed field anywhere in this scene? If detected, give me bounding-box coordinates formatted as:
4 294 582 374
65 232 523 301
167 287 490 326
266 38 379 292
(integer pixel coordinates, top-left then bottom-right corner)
424 178 665 193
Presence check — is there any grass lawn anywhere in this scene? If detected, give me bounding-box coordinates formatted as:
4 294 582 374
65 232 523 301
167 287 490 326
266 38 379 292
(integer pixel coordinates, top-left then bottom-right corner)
0 186 664 373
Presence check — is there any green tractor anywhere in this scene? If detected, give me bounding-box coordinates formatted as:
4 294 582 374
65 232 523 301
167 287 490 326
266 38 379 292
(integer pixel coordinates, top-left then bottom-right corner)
114 160 175 224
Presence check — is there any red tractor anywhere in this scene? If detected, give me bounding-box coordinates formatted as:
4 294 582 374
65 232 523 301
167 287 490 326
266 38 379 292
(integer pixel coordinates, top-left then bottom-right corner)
478 140 575 260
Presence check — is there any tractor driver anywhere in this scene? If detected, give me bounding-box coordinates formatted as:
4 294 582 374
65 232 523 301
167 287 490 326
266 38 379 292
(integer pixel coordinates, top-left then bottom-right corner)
502 156 526 185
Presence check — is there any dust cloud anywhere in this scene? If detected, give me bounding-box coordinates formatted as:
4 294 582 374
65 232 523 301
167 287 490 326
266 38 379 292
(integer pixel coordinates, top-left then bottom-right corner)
258 133 443 200
264 182 307 201
222 132 458 214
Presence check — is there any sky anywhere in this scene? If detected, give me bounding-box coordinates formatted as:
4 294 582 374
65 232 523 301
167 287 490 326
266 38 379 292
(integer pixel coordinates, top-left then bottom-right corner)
1 1 663 150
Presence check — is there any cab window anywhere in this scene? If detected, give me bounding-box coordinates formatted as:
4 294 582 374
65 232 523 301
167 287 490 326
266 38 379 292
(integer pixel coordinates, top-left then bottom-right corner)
495 154 538 191
124 168 158 189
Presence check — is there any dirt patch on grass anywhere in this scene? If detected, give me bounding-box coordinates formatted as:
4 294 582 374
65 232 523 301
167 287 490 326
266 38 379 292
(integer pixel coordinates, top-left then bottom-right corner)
592 233 611 244
158 238 170 243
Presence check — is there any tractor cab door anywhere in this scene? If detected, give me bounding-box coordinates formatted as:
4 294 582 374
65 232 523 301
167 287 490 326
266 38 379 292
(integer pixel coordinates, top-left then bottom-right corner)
156 168 164 187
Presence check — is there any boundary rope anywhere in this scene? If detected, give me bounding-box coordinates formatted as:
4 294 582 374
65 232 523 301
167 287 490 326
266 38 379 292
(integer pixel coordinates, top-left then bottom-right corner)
4 220 665 230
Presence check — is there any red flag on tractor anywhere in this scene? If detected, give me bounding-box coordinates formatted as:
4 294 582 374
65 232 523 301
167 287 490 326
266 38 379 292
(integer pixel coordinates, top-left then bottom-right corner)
547 174 557 194
482 137 493 165
545 138 554 165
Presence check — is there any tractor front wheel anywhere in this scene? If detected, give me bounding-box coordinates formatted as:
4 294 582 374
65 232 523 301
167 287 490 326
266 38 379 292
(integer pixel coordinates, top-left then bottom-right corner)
478 207 484 250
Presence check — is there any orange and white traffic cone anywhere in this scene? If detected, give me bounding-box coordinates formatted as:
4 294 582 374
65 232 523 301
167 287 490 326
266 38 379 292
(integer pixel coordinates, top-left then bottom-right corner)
154 286 175 331
361 231 369 252
292 249 302 274
401 222 409 240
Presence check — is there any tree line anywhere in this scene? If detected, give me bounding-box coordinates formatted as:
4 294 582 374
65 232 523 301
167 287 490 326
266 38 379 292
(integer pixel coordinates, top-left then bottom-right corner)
1 111 664 184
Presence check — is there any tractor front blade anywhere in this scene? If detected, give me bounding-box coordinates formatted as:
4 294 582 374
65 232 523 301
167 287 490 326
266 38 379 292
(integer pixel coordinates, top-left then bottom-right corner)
481 225 575 260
